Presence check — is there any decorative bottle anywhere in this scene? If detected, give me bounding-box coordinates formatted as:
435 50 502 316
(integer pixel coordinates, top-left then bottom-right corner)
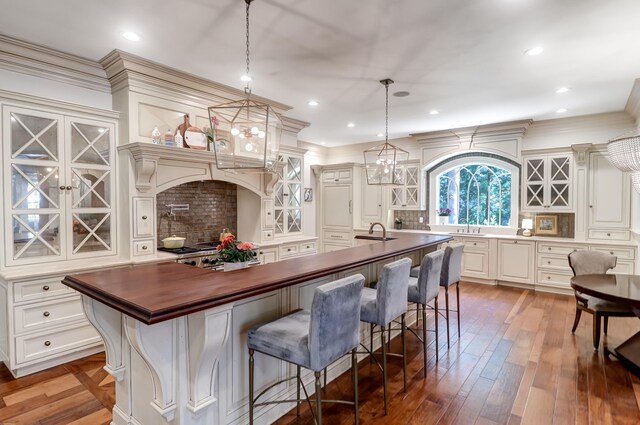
164 128 175 146
174 129 184 148
151 126 161 145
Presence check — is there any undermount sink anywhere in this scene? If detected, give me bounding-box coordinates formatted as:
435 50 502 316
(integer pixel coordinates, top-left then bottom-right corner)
354 235 397 241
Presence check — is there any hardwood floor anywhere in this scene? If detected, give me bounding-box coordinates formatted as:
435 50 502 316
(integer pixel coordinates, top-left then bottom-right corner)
0 282 638 424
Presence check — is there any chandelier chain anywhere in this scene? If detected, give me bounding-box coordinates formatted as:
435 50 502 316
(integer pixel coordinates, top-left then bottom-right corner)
385 81 389 143
245 0 251 93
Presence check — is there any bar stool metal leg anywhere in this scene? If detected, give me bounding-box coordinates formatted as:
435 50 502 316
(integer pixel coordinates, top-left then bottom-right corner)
401 313 407 392
422 305 428 377
370 323 374 363
352 348 359 425
315 371 322 424
381 325 388 415
434 297 439 357
445 286 451 348
456 282 461 337
296 365 301 417
249 349 255 425
323 367 327 389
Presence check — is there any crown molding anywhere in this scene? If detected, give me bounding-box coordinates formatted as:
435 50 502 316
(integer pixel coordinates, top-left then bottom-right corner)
281 116 310 134
0 34 110 93
412 119 532 144
0 89 119 119
100 50 292 114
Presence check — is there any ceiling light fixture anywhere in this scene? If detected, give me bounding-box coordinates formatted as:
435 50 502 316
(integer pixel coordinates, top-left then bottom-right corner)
307 100 319 106
320 141 326 145
556 87 570 93
121 31 141 41
429 110 439 115
377 133 384 137
607 129 640 193
347 123 355 128
524 46 544 56
363 79 409 185
556 108 567 113
208 0 282 172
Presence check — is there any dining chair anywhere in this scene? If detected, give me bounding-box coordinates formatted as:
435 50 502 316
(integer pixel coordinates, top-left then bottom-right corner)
568 250 636 350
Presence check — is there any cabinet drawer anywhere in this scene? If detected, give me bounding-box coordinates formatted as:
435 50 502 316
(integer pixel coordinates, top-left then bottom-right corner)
537 270 573 287
133 240 154 256
588 229 630 241
133 197 154 238
262 230 274 241
279 243 299 258
461 239 489 251
537 243 586 256
262 199 274 228
299 241 317 254
590 245 635 260
537 255 571 270
323 230 352 242
14 297 85 334
611 261 635 275
15 323 101 365
13 278 71 303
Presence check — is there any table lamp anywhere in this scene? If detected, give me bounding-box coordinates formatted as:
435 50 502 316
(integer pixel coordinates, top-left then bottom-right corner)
522 218 533 237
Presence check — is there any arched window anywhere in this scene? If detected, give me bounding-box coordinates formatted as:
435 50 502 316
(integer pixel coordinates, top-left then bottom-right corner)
429 155 519 227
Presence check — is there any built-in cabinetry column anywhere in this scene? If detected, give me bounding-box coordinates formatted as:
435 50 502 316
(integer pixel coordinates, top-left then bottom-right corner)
571 144 591 241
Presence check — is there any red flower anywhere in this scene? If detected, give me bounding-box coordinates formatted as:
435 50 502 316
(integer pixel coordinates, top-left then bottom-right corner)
237 241 254 250
220 234 235 248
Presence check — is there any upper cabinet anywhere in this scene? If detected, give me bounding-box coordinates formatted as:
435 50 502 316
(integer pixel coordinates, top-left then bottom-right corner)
522 154 572 211
273 151 303 237
390 161 421 209
2 104 117 266
587 151 631 241
360 168 386 227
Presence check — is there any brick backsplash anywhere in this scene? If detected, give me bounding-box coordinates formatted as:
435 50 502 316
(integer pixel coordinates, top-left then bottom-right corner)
156 181 237 246
394 210 575 238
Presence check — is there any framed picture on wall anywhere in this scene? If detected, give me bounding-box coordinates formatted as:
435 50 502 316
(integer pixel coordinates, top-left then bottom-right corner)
535 215 558 235
304 188 313 202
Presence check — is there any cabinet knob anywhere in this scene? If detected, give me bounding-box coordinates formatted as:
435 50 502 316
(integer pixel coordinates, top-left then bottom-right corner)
547 261 551 264
607 233 611 237
267 233 271 237
59 185 66 190
44 341 51 347
66 186 72 191
306 245 310 249
610 251 614 255
142 215 147 220
334 179 339 182
548 247 551 251
514 241 518 244
589 205 593 208
142 245 148 250
43 285 50 291
547 276 551 280
473 242 477 246
287 248 292 251
43 311 50 317
260 251 263 254
267 212 271 215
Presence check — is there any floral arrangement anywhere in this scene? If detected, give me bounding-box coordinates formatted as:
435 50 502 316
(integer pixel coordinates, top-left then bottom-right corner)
437 208 452 216
217 234 256 263
394 218 403 224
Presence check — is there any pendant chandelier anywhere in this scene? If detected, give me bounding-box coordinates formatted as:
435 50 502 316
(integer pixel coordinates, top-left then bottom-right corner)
364 79 409 185
607 129 640 193
207 0 281 171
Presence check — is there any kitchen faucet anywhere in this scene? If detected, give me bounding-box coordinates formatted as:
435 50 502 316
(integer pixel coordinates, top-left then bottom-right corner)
369 222 387 240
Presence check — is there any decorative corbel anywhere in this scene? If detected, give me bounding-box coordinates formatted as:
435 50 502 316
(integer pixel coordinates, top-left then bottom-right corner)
264 160 284 195
134 157 157 193
571 143 592 166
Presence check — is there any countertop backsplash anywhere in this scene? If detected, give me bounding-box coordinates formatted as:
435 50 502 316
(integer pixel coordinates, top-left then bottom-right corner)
156 181 238 247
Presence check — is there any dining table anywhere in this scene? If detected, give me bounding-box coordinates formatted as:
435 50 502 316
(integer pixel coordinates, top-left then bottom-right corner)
570 273 640 376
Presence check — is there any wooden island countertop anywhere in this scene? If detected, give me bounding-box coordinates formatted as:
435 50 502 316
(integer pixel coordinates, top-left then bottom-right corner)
63 232 451 324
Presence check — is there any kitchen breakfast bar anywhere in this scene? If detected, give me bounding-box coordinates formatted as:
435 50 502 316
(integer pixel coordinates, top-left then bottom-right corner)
62 233 451 425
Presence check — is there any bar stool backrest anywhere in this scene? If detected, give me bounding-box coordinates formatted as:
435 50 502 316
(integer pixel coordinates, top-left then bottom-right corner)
416 250 445 304
374 258 412 326
309 274 365 371
440 243 464 287
568 250 616 276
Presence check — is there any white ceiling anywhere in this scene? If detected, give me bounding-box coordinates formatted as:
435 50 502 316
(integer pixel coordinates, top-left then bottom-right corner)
1 0 640 146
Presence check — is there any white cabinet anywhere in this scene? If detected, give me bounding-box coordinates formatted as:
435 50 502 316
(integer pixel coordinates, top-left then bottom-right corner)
360 168 385 227
588 151 631 239
258 247 278 265
322 168 352 183
322 185 353 229
133 197 154 239
535 242 586 292
2 105 117 266
391 162 421 209
458 238 492 280
497 240 535 285
274 152 303 236
0 275 102 377
522 154 572 211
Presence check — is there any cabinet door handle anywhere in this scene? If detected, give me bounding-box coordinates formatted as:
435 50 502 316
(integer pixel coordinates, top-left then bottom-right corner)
43 285 50 291
142 215 147 220
43 311 50 317
349 200 353 214
44 341 51 347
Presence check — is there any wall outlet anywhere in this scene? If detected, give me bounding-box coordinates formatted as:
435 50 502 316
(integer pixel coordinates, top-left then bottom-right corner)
419 216 424 223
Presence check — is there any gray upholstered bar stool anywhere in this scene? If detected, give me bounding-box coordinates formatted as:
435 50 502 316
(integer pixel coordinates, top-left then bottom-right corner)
568 250 635 350
440 243 464 348
406 250 444 377
360 257 412 415
247 274 365 425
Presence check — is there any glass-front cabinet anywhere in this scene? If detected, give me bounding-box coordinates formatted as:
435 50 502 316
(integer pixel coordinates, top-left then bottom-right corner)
522 154 572 211
273 152 303 236
3 106 116 265
391 161 420 209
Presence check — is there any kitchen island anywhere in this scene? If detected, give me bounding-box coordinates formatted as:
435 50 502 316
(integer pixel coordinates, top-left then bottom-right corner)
63 233 450 425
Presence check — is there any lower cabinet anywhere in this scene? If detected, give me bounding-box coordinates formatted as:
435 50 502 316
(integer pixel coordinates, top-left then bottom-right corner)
0 275 103 378
259 238 318 264
497 240 535 285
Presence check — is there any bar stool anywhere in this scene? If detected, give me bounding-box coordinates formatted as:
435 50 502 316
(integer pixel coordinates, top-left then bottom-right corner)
360 257 411 415
247 274 365 425
440 243 464 348
406 250 444 377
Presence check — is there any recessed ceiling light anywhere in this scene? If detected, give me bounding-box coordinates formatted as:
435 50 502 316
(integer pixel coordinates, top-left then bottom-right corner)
393 91 410 97
377 133 384 137
556 108 568 113
121 31 141 41
347 123 355 128
320 141 326 145
429 110 439 115
240 75 252 82
524 46 544 56
307 100 319 106
556 87 570 94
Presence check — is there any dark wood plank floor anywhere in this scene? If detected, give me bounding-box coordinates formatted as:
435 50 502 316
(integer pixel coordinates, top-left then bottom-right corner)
1 282 639 424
